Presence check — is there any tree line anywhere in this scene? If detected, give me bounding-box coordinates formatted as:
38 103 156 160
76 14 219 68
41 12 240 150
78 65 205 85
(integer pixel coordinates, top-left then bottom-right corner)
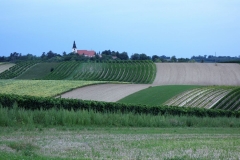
2 50 238 63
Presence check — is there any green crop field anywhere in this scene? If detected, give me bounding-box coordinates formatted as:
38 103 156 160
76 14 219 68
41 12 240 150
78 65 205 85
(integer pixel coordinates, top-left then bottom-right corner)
42 60 156 84
0 80 108 97
16 62 59 79
1 61 156 84
118 85 201 106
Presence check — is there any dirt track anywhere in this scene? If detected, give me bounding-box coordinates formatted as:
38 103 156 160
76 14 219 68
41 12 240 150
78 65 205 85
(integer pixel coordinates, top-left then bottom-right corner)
60 84 150 102
0 63 15 73
153 63 240 86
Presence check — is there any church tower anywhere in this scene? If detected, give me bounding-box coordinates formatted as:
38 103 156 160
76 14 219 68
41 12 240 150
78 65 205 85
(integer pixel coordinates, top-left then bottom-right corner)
72 41 77 53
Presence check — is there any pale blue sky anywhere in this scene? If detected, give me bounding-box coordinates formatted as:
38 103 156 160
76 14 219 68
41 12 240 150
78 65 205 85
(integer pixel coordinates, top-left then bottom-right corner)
1 0 240 58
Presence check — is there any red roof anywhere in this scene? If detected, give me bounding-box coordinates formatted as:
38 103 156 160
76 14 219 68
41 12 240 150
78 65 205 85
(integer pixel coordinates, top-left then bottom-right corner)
77 50 95 57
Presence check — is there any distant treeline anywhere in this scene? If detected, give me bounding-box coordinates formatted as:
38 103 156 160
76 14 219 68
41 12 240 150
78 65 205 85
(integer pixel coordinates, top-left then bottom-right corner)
0 50 239 63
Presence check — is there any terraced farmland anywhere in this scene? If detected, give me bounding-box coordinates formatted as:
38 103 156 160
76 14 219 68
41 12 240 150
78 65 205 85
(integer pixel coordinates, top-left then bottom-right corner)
42 60 156 84
164 86 240 111
0 61 38 79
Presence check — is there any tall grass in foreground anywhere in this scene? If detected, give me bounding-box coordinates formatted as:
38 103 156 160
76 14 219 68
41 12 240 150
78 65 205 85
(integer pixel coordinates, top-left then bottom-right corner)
0 104 239 128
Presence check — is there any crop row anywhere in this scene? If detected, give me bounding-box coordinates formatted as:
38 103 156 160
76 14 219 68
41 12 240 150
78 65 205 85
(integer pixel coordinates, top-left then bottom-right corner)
0 93 239 117
41 61 156 84
42 61 79 80
212 88 240 111
0 61 39 79
164 87 237 111
74 60 156 83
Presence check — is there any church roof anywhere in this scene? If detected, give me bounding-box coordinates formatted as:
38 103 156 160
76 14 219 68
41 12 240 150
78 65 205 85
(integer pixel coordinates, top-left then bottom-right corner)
77 50 95 57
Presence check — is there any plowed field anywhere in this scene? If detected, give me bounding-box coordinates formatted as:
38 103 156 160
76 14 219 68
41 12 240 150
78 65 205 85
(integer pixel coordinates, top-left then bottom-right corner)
153 63 240 86
60 84 150 102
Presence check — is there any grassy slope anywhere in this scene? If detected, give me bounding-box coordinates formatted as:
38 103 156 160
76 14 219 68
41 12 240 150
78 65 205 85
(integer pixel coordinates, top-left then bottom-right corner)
16 62 59 79
118 85 201 106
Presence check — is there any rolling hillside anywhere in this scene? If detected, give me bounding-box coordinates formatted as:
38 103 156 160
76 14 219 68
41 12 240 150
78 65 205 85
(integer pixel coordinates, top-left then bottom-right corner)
1 61 240 111
42 61 156 84
59 63 240 111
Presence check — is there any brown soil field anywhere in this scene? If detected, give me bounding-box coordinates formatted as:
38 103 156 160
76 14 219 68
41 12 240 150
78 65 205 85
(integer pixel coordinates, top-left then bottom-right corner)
153 63 240 86
0 63 15 73
60 84 150 102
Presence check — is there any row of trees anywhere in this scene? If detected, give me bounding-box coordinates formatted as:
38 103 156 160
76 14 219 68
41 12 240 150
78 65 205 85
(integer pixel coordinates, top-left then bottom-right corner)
4 50 236 63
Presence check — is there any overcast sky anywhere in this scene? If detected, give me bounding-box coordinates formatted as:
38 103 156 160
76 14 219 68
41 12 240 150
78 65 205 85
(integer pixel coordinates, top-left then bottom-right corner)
1 0 240 58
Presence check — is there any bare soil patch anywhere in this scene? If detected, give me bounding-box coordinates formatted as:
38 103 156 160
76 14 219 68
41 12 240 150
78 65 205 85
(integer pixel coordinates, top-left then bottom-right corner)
60 84 150 102
0 63 15 73
153 63 240 86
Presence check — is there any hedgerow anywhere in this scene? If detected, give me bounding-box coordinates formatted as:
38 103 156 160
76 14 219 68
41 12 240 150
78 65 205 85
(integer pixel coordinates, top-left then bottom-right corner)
0 94 239 118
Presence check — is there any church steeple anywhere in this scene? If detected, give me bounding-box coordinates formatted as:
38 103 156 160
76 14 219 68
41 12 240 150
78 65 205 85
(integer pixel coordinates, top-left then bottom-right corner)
72 41 77 53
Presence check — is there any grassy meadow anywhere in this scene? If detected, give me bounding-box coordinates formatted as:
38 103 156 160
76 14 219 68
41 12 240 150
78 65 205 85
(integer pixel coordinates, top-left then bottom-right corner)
0 80 108 97
118 85 201 105
0 103 239 159
0 127 239 159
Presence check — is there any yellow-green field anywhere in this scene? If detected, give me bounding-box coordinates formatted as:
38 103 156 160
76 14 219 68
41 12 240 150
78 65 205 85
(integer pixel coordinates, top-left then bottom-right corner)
0 80 108 97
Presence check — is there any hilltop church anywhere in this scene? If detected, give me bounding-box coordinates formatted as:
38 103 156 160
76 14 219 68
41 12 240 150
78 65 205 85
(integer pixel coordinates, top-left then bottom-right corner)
72 41 95 57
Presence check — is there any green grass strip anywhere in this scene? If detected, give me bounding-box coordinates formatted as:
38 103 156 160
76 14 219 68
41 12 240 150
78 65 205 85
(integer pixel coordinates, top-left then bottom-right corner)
118 85 201 106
